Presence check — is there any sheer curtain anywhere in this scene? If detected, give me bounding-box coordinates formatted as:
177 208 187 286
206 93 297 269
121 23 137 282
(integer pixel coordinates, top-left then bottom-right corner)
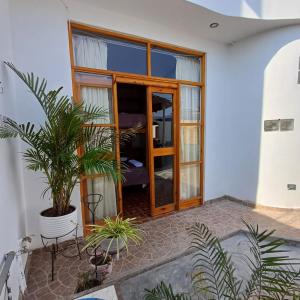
87 177 117 219
73 34 107 69
74 34 117 219
176 56 200 82
176 55 201 200
180 165 200 200
81 87 112 124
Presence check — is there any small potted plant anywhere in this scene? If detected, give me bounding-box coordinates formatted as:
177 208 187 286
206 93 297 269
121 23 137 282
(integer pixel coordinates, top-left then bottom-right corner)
84 215 143 261
88 250 113 277
75 270 104 294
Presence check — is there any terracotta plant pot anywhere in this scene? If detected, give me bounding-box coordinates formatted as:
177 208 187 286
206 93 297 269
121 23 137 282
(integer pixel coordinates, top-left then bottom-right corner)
39 205 77 238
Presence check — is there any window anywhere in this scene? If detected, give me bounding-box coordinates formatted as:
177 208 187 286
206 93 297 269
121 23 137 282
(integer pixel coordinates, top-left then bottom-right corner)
151 47 201 81
73 32 147 75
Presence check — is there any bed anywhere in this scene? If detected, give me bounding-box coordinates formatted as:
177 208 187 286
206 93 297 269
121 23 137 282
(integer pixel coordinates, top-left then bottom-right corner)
118 113 146 129
122 160 149 187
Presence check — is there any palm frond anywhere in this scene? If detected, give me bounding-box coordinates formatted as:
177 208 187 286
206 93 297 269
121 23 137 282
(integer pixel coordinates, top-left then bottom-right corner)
242 220 300 299
144 282 191 300
190 223 241 300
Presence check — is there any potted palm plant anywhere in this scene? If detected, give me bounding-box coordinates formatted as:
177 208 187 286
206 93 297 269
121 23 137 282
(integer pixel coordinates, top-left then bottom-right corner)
83 215 143 267
0 63 121 238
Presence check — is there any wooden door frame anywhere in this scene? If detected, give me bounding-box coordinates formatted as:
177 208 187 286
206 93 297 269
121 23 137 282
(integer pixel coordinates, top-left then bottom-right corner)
147 86 178 217
115 76 179 217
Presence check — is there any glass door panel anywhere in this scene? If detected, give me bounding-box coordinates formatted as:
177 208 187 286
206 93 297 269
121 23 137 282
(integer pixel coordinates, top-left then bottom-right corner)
152 93 173 148
154 156 174 208
148 87 177 216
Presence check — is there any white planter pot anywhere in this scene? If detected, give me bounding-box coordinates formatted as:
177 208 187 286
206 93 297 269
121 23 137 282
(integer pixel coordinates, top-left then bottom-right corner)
39 206 77 238
101 237 127 255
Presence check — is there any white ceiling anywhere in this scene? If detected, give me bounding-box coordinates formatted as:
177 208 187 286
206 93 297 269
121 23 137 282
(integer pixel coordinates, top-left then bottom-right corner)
75 0 300 44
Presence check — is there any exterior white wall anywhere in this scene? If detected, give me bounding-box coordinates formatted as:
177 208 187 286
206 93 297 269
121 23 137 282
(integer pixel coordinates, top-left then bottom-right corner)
9 0 80 249
0 0 27 299
226 25 300 208
4 0 300 258
7 0 230 249
187 0 300 20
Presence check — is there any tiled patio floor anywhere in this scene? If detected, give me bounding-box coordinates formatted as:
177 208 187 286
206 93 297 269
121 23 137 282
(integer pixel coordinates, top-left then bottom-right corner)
24 198 300 300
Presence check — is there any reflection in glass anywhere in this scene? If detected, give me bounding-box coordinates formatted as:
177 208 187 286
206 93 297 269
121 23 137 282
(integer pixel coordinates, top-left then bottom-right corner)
152 93 173 148
151 47 201 81
154 156 174 207
180 126 200 162
180 164 200 200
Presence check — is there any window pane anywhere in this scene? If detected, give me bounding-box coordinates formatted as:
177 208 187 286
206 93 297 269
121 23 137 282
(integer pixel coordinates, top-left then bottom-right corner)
81 86 113 124
152 92 173 148
180 163 200 200
180 126 200 162
151 47 201 81
154 156 174 207
180 85 200 123
73 32 147 74
87 177 117 220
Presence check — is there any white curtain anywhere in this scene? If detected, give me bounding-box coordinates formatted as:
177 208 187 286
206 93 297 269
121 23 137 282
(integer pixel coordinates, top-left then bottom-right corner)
87 177 117 220
180 126 200 162
180 164 200 200
73 34 107 69
180 85 200 122
176 56 200 82
74 35 117 219
81 87 112 124
176 55 202 200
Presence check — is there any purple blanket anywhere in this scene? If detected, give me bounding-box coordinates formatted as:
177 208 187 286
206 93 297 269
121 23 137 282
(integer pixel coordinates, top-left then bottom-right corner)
119 113 146 128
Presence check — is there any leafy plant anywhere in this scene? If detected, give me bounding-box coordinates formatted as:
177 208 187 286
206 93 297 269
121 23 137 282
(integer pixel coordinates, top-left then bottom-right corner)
144 221 300 300
0 62 124 216
83 215 143 260
144 282 191 300
75 271 103 293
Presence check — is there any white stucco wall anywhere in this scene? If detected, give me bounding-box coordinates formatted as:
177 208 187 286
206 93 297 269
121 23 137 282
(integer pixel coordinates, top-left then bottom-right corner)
226 25 300 208
0 0 27 298
187 0 300 20
3 0 300 258
7 0 230 249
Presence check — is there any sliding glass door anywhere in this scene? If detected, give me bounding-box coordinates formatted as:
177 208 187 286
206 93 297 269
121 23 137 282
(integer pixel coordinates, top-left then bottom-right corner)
147 87 177 216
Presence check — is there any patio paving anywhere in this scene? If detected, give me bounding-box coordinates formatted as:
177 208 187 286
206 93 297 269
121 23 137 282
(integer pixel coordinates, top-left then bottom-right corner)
24 197 300 300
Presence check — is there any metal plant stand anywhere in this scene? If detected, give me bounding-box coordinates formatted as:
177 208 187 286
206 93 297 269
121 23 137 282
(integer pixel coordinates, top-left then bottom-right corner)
41 224 82 281
82 193 103 280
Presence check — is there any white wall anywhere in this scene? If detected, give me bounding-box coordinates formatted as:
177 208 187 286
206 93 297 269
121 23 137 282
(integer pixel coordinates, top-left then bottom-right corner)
187 0 300 20
6 0 230 250
0 0 27 299
226 25 300 208
9 0 79 249
6 0 300 258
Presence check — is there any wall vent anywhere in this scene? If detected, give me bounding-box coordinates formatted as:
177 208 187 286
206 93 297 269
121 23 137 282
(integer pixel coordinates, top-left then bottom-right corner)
264 119 294 132
280 119 294 131
264 120 279 131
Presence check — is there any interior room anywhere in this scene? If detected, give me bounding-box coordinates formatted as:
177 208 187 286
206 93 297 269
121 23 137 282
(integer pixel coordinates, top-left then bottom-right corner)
117 83 151 221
